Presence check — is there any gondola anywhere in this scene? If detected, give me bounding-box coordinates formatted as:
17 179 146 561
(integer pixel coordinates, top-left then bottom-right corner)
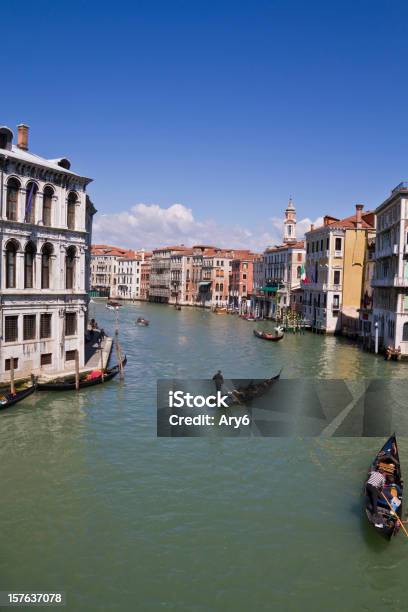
37 356 127 391
226 369 281 406
364 434 404 539
253 329 284 341
0 384 36 410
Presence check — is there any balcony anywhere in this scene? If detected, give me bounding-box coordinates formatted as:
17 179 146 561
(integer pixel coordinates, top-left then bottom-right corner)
372 276 408 287
376 245 399 259
334 250 343 258
301 281 325 289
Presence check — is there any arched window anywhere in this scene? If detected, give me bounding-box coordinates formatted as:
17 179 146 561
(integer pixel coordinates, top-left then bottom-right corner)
67 192 77 230
43 186 53 226
5 240 18 288
6 178 20 221
66 246 76 289
24 242 36 288
403 322 408 342
41 243 53 289
297 266 301 278
25 182 38 224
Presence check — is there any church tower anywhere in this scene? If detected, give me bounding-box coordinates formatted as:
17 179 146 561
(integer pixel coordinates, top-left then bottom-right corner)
283 197 296 243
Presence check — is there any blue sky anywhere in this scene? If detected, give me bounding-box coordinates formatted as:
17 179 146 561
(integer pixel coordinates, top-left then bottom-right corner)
2 0 408 249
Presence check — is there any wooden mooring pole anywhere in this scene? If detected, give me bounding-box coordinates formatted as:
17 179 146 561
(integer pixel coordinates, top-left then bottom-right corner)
115 330 124 380
100 346 105 382
75 350 80 391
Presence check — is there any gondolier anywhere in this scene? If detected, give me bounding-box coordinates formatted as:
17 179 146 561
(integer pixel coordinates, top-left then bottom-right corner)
212 370 224 392
366 469 386 517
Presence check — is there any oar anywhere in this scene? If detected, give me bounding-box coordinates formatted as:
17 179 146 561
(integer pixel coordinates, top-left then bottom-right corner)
381 492 408 538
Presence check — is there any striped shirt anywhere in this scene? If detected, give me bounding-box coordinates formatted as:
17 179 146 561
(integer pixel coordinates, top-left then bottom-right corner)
367 471 385 488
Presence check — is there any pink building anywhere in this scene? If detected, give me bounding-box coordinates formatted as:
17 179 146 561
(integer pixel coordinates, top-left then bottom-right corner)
228 251 257 311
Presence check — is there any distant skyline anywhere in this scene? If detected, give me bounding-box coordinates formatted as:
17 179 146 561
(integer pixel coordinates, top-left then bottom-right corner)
2 0 408 250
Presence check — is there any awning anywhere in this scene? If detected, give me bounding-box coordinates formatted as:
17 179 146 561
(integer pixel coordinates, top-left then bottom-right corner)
260 286 278 293
198 281 211 286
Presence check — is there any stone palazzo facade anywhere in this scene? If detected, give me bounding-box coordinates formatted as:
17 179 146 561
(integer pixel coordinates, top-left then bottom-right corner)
0 124 95 384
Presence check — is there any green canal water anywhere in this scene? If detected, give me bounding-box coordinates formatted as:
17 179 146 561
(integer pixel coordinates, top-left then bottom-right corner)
1 302 408 611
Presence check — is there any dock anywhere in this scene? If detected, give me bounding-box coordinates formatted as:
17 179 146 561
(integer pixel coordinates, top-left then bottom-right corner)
37 332 113 382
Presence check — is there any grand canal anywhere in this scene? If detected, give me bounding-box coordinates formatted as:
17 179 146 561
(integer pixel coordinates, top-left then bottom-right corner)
1 302 408 611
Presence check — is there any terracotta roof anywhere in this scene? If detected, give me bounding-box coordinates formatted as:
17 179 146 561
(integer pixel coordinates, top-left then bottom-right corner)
307 212 374 233
152 245 190 253
265 240 305 253
91 244 130 257
171 248 194 256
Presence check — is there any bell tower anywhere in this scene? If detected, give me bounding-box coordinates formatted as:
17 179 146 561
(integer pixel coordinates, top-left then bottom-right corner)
283 197 296 243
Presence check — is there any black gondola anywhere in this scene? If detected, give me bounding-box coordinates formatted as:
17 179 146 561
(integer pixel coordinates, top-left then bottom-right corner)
253 329 284 342
364 434 403 539
37 356 127 391
0 384 36 410
226 370 281 406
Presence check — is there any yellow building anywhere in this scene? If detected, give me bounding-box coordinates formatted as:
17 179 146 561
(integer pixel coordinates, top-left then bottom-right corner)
302 205 375 333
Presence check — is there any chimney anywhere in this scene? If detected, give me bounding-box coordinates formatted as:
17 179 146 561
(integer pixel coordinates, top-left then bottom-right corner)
355 203 364 229
17 124 29 151
310 224 315 231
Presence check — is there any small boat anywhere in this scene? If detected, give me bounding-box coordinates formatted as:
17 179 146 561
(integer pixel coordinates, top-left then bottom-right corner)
253 328 284 341
136 317 149 326
106 300 122 311
174 305 181 311
0 384 36 410
364 434 403 539
213 307 228 315
37 356 127 391
226 370 281 406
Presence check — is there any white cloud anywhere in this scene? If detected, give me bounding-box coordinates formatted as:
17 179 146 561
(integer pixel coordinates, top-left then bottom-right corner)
92 202 322 252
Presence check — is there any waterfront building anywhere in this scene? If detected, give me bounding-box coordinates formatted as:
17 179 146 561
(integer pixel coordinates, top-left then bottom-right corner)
91 244 130 297
115 250 149 301
169 249 194 305
371 183 408 354
228 252 257 312
253 254 266 293
191 245 249 308
0 124 95 383
358 234 376 346
302 204 375 333
140 254 151 301
251 199 305 318
149 245 189 303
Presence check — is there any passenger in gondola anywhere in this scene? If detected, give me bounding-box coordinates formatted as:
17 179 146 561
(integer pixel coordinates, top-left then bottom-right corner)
366 468 386 517
212 370 224 392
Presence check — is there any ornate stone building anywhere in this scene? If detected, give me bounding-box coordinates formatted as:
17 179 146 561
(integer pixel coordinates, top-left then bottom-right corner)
0 124 96 383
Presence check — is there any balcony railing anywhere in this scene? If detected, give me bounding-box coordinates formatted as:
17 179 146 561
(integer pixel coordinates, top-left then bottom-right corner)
372 276 408 287
376 244 400 259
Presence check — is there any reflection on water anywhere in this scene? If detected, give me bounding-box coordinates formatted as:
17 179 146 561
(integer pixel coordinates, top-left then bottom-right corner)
1 302 408 611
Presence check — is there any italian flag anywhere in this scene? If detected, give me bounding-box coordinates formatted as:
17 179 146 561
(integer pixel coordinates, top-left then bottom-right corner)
300 264 308 283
